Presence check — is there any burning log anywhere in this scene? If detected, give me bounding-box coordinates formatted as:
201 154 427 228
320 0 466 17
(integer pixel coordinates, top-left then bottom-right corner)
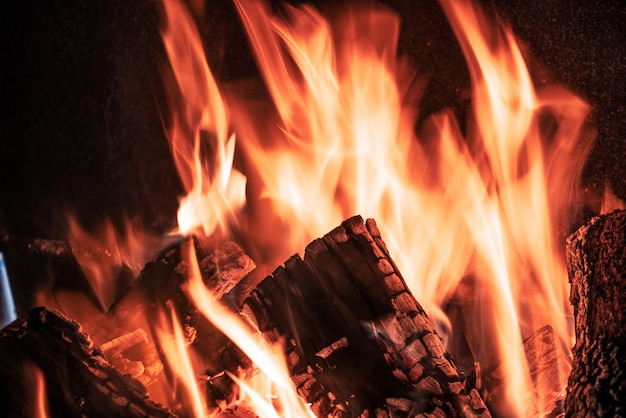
100 327 163 387
0 307 174 417
100 236 254 326
2 217 552 416
242 216 490 417
565 209 626 417
91 236 255 409
0 235 257 416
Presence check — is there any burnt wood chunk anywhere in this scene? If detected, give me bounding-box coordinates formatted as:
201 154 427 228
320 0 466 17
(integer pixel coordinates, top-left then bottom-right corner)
92 237 255 410
241 215 490 417
100 236 254 337
565 209 626 417
0 307 174 417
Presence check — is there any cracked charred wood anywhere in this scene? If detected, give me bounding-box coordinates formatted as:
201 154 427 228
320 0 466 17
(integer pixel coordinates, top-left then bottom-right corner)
241 215 491 417
99 236 255 334
99 327 164 388
0 307 174 417
565 209 626 417
92 236 255 410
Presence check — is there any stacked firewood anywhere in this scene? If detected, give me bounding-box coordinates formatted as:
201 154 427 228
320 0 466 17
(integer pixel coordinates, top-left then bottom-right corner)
1 211 624 417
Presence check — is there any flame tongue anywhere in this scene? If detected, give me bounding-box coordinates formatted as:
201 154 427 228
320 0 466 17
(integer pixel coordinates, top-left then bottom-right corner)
438 1 591 411
162 0 246 237
67 216 163 312
231 1 428 270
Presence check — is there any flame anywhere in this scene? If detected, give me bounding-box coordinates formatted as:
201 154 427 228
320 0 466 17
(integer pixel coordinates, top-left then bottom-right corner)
161 0 246 236
181 241 314 417
34 365 49 418
155 306 208 418
158 0 593 415
148 241 314 417
24 363 50 418
67 216 165 311
439 0 590 411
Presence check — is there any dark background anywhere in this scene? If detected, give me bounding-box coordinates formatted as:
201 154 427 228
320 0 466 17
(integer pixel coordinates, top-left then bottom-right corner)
1 0 624 241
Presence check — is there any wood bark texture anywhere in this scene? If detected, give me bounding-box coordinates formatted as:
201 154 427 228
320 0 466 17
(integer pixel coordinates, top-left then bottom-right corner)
242 215 490 417
565 209 626 417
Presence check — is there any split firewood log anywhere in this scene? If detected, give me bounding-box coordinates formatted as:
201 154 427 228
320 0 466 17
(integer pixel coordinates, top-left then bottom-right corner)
0 307 174 417
565 209 626 417
241 216 490 417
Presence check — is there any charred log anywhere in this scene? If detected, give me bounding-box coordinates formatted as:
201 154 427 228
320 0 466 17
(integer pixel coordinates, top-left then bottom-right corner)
0 307 174 417
242 215 490 417
1 217 494 416
565 209 626 417
92 236 255 409
100 236 254 331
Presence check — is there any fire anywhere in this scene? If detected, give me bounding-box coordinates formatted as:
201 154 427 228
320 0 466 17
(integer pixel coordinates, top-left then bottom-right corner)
161 0 246 236
182 241 315 417
32 364 50 418
57 0 593 415
151 240 314 417
155 306 208 418
23 363 50 418
66 216 166 312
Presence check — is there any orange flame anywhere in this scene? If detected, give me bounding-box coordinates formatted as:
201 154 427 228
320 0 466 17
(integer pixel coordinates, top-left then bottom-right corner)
181 241 314 417
439 0 590 411
155 306 208 418
160 0 592 415
145 240 315 417
161 0 246 236
67 216 165 312
23 363 50 418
